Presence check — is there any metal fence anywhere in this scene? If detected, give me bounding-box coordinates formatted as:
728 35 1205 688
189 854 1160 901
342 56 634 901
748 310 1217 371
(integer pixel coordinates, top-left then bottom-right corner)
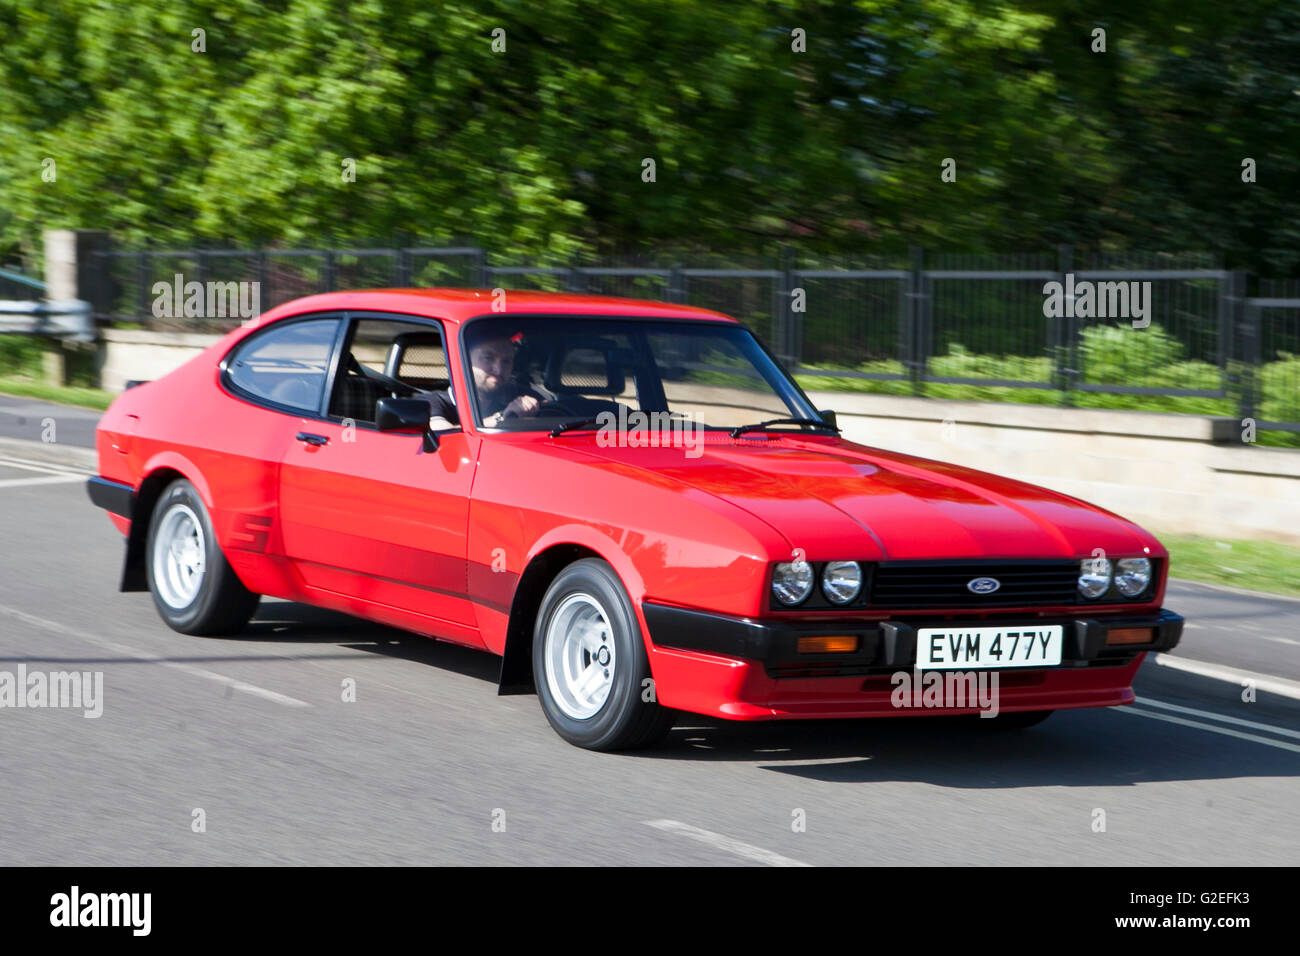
1240 294 1300 435
86 244 1300 433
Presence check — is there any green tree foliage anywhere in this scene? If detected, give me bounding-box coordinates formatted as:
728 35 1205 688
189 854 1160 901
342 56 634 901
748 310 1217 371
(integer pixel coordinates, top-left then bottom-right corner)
0 1 1297 269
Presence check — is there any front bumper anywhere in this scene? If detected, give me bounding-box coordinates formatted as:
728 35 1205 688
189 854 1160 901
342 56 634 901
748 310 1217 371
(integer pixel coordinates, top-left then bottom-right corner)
641 602 1182 720
643 602 1182 676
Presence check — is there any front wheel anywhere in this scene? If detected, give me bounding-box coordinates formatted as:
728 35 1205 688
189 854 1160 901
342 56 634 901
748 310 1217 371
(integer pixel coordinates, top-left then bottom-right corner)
146 479 260 635
976 709 1054 730
533 559 676 751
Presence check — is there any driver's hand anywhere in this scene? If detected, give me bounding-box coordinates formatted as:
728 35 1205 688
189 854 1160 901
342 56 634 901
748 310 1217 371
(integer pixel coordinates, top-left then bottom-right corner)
503 395 540 418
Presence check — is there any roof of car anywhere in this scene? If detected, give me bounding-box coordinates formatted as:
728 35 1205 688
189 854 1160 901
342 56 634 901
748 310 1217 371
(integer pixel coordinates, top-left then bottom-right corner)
255 288 739 327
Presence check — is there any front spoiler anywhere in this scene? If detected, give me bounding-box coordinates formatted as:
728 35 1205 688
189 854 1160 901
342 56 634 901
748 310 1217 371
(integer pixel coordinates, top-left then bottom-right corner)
643 601 1183 678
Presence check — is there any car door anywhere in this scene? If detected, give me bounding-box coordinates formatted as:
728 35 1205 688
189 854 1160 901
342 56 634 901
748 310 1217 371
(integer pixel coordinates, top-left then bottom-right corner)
277 314 482 644
217 313 345 598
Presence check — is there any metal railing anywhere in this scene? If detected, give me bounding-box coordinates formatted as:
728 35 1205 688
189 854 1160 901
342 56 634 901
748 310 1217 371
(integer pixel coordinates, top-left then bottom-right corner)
83 244 1300 434
0 267 45 300
0 300 93 341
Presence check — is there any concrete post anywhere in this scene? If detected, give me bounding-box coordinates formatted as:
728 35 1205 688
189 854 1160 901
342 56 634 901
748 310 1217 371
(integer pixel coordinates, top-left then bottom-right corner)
44 229 109 306
42 230 109 387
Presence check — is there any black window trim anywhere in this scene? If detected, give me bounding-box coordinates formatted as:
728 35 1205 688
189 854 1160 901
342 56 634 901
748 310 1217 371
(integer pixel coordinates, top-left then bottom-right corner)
324 311 456 433
218 311 346 419
457 312 822 433
218 310 458 430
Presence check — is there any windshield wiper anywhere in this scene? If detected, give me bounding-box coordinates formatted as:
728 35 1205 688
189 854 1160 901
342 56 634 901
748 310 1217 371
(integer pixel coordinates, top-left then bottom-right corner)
729 417 839 439
549 418 607 438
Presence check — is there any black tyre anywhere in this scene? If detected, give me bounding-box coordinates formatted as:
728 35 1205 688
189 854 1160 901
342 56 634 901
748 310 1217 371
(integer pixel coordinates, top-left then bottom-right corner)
976 709 1055 730
145 479 259 635
532 558 676 751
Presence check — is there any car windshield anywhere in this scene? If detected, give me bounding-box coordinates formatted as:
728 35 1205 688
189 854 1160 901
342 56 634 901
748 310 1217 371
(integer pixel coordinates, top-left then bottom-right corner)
462 317 821 432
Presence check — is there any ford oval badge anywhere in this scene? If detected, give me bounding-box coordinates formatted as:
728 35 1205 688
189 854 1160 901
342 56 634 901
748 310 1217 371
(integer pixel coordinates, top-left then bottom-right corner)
967 577 1001 595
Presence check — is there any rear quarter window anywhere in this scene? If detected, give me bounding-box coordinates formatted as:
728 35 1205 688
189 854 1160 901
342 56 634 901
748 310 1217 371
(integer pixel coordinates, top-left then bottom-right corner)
225 317 340 412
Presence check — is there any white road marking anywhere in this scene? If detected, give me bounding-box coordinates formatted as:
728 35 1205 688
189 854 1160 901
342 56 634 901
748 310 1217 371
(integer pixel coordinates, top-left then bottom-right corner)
0 455 92 476
1187 625 1300 648
0 603 311 709
1153 654 1300 701
0 474 86 489
0 402 100 419
644 819 812 867
1183 620 1299 646
1136 697 1300 741
1116 707 1300 754
1169 577 1300 605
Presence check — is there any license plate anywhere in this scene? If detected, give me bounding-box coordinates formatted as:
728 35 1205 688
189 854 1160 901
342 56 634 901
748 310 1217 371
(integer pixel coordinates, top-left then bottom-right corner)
916 625 1063 670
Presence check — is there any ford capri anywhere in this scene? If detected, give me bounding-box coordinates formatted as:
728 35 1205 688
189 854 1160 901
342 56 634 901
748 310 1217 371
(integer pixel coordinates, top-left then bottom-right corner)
87 289 1182 750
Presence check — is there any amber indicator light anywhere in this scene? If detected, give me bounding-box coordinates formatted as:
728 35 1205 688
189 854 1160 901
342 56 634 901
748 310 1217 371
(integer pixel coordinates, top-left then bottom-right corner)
797 635 859 654
1106 627 1154 645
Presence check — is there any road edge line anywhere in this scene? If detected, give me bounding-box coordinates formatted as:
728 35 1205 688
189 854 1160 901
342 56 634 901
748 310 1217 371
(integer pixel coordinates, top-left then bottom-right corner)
644 819 812 867
1152 654 1300 701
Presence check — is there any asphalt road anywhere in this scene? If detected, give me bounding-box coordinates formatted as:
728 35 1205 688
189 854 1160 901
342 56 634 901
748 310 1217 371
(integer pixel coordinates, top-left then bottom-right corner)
0 393 101 450
0 399 1297 866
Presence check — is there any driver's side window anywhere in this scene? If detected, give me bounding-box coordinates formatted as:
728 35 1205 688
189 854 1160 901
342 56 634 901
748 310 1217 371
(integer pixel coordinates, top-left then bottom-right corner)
328 318 450 426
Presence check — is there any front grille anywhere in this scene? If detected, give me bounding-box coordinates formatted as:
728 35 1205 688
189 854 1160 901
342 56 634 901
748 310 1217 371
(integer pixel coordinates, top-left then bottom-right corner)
870 560 1080 608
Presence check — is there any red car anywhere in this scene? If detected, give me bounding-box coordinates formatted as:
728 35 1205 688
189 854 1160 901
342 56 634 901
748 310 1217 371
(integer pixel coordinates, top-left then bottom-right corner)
88 289 1183 750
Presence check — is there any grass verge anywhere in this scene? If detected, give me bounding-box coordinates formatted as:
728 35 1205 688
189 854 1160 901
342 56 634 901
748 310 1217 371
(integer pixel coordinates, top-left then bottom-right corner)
0 379 114 410
1162 534 1300 599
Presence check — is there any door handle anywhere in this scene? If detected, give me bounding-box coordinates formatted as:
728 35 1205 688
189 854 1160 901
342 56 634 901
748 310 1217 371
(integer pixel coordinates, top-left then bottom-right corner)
296 432 329 446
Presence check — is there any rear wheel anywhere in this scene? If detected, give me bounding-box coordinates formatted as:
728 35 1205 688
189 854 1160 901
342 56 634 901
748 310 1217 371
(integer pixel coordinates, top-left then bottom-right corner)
146 479 259 635
533 558 676 751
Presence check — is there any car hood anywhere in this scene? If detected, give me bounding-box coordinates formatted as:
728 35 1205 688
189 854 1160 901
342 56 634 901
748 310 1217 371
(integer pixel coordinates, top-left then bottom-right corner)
563 435 1157 561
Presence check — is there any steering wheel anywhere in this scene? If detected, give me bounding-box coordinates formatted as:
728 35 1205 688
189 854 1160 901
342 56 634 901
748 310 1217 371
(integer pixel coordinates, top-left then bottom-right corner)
533 399 583 418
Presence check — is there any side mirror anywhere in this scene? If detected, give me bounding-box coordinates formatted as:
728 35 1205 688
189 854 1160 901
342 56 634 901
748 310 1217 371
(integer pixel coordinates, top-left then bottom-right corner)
376 397 440 451
817 409 839 431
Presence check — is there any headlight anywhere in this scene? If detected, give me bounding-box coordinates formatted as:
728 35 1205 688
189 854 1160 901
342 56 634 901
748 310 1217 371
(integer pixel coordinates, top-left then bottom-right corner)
1078 557 1112 599
821 560 863 605
1114 557 1152 597
772 561 814 606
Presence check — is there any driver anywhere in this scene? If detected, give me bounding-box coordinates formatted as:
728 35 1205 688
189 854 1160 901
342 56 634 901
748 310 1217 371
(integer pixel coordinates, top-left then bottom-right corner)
424 330 542 430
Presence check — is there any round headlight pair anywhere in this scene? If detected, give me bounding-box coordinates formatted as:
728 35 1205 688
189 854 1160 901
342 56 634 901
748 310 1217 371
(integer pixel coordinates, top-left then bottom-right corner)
1077 556 1151 599
1114 557 1153 597
772 560 863 606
